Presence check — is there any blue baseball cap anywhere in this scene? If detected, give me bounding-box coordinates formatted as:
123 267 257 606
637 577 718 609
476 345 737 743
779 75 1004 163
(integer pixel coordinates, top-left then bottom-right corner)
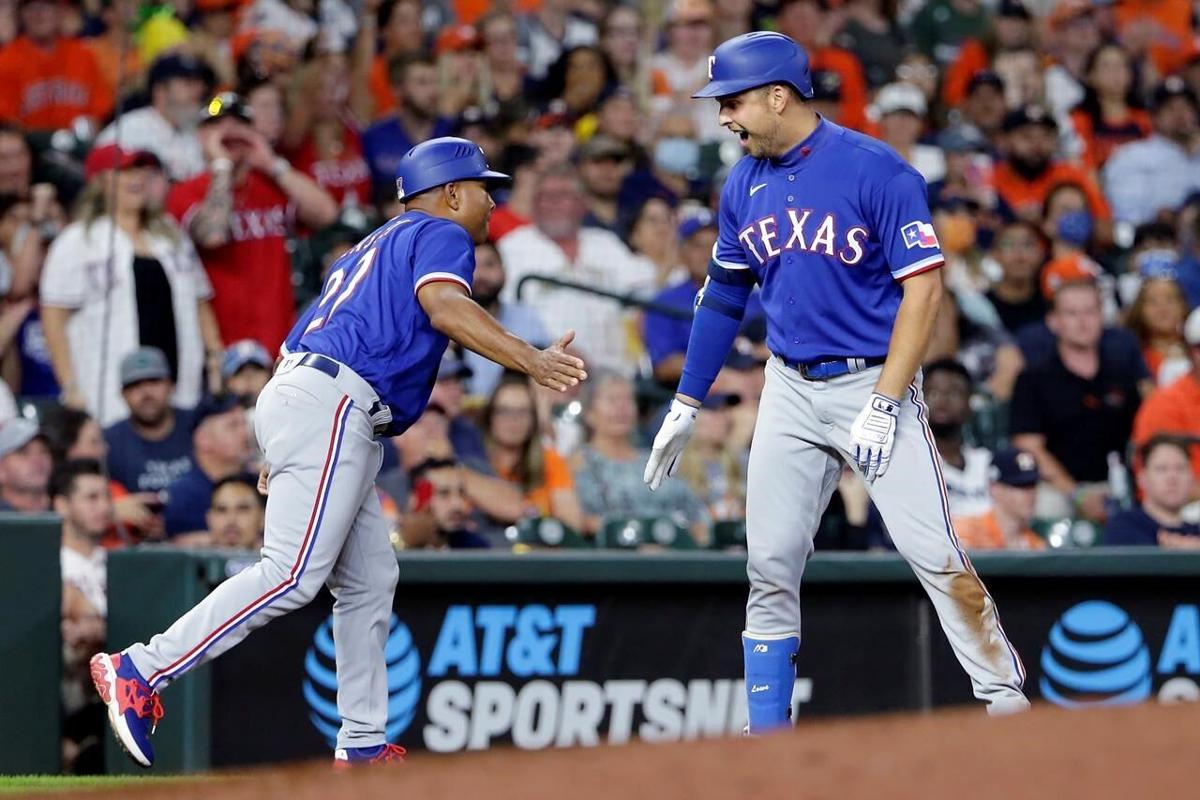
678 208 717 241
395 137 510 201
221 339 272 380
989 448 1040 487
693 32 814 99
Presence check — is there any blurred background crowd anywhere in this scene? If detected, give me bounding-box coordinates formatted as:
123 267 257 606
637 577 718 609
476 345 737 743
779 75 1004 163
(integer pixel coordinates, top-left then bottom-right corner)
2 0 1199 768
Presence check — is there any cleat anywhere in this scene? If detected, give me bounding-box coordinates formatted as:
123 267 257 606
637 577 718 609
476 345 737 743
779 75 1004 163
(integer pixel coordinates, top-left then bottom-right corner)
90 652 164 768
333 743 407 770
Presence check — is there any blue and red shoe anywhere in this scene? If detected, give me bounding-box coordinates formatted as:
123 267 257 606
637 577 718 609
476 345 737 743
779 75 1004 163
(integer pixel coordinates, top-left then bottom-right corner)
333 743 407 770
90 652 164 768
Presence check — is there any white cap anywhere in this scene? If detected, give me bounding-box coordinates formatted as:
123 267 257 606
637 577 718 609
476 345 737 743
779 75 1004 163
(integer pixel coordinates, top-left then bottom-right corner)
875 82 927 117
1185 306 1200 346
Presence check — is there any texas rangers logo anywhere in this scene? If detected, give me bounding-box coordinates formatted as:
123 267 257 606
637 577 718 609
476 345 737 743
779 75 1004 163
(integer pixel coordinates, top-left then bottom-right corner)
708 56 716 80
901 220 939 250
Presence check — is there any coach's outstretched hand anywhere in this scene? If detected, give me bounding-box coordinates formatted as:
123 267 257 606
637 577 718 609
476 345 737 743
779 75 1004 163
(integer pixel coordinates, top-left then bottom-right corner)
530 330 588 392
644 397 699 491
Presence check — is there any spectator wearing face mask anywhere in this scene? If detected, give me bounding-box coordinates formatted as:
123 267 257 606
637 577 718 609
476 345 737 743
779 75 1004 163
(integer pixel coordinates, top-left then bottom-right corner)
618 110 700 217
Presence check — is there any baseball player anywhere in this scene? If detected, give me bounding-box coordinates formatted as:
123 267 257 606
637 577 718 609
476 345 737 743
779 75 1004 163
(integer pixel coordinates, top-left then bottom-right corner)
90 137 587 768
644 33 1029 731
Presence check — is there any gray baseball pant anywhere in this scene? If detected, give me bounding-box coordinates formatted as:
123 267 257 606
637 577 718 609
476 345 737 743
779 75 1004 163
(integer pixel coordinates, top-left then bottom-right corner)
744 357 1028 712
125 355 399 748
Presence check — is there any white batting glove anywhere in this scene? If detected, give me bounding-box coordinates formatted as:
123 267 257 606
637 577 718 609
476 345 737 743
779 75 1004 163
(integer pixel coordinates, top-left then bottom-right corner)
849 392 900 482
644 398 699 491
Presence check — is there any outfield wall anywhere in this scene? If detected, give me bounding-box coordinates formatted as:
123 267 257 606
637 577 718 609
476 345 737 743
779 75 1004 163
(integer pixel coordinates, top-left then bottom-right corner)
104 548 1200 774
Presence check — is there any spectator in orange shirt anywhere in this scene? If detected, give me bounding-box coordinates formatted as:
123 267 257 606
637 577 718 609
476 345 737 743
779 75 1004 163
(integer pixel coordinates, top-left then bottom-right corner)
1132 307 1200 481
775 0 869 131
1068 42 1153 170
0 0 113 132
482 372 585 531
366 0 426 120
1115 0 1197 80
941 0 1035 109
953 447 1046 551
993 104 1112 230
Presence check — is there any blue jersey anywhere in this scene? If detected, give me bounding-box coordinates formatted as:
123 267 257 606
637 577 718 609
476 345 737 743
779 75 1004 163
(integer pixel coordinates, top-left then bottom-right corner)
713 119 944 363
283 210 475 434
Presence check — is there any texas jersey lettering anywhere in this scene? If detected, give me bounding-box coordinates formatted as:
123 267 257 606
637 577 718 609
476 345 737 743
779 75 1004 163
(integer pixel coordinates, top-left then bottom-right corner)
712 120 943 364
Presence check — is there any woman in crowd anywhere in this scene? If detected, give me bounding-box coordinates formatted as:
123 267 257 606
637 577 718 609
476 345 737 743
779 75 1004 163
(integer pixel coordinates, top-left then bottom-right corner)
626 196 680 287
572 371 707 542
1124 277 1191 385
483 373 585 532
40 148 223 427
675 394 746 522
538 45 619 120
1068 42 1152 170
600 5 651 105
476 11 531 127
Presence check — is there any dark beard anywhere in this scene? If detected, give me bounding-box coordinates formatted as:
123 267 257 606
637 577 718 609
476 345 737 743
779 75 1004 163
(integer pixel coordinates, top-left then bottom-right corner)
1008 156 1050 181
473 286 501 309
928 420 961 440
133 405 170 429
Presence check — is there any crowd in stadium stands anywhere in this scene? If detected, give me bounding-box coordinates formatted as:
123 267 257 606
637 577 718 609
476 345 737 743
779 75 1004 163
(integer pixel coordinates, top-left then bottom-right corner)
1 0 1195 766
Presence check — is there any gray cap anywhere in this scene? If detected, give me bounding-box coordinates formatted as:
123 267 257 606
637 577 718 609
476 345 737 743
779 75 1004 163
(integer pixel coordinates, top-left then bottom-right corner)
0 417 40 458
120 346 171 388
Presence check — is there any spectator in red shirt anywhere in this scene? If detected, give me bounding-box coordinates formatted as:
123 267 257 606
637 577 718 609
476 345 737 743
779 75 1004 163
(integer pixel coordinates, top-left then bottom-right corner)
0 0 112 132
282 50 373 209
167 93 337 356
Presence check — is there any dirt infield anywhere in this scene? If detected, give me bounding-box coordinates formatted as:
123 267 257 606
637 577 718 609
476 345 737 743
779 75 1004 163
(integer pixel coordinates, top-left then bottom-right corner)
55 702 1200 800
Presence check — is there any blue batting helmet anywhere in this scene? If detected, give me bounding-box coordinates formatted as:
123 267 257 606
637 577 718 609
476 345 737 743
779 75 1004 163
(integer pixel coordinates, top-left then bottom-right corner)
692 32 814 100
395 137 511 201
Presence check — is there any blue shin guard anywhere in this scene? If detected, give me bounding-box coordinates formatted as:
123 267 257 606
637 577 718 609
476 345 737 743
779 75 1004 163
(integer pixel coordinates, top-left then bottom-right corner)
743 632 800 733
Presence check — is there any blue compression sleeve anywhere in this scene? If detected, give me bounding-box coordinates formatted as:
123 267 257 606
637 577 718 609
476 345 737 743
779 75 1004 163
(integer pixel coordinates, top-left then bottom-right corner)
676 262 754 401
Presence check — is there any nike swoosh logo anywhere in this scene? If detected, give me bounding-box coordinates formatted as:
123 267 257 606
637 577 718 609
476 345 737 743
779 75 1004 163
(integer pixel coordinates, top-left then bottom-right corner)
749 183 768 197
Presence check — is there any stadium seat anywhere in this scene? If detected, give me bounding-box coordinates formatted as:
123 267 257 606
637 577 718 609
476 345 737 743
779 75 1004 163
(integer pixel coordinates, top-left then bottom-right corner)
597 517 698 550
1032 517 1101 548
710 519 747 549
504 517 592 549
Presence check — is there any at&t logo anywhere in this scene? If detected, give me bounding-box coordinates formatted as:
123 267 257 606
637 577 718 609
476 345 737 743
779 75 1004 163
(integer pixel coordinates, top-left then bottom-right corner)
1041 600 1200 708
303 613 422 745
1040 600 1151 707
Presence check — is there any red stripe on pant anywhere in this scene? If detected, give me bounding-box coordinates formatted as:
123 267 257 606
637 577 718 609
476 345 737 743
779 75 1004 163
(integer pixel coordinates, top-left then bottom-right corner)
147 394 352 686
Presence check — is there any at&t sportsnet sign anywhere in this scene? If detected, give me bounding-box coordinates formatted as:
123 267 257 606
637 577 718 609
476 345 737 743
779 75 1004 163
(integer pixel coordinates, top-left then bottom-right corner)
302 603 813 752
1040 601 1200 707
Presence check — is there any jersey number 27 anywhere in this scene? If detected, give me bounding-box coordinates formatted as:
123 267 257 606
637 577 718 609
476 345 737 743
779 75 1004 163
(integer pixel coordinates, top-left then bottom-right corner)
303 246 379 335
